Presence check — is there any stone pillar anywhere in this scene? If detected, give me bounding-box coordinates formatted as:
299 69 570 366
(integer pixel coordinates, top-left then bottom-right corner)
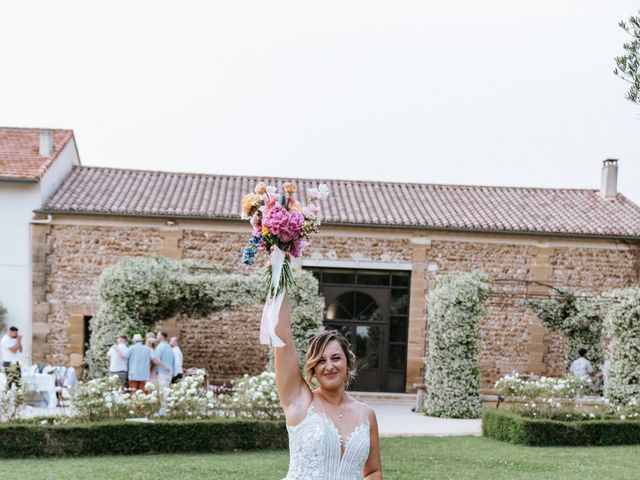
159 229 183 259
406 238 430 392
524 246 555 375
31 224 52 364
64 304 99 375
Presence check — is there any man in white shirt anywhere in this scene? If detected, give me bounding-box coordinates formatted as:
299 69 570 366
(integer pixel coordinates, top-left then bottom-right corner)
1 326 22 388
170 336 184 383
106 335 129 388
569 348 595 393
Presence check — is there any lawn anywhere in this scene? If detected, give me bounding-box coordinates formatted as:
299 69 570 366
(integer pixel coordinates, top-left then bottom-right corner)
5 436 640 479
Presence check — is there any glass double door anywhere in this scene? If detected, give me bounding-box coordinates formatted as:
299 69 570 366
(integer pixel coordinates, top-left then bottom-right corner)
323 286 389 392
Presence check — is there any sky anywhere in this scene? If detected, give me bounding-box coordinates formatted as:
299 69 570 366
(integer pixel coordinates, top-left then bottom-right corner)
1 1 639 205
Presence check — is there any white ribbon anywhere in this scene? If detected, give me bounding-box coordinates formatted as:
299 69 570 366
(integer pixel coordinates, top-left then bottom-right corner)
269 246 286 297
259 246 286 347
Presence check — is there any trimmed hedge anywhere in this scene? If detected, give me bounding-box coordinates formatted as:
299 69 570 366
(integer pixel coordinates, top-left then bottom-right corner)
0 418 287 458
483 409 640 446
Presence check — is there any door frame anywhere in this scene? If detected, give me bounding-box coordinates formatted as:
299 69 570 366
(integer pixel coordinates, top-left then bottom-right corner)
321 285 390 392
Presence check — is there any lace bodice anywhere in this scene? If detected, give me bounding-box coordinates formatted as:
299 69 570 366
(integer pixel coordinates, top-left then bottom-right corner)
283 402 370 480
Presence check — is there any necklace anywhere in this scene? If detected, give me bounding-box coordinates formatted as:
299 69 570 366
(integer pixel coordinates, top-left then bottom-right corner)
319 392 347 419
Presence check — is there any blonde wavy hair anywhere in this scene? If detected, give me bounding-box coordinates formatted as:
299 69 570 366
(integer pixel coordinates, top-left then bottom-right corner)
304 330 357 388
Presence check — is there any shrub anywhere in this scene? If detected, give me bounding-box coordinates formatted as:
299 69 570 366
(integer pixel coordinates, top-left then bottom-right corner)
71 376 160 422
528 289 604 371
495 374 591 420
70 371 285 422
603 287 640 406
483 409 640 446
217 371 283 420
0 382 31 423
424 271 491 418
86 257 324 377
162 374 217 420
0 419 287 458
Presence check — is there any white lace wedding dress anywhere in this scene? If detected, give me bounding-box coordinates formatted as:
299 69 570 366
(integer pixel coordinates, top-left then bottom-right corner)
283 399 370 480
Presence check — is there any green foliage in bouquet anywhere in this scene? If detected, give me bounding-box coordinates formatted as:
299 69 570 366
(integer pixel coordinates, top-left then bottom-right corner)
424 271 491 419
528 289 604 371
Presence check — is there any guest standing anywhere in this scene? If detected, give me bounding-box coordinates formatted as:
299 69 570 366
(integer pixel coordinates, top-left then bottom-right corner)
125 333 166 392
145 332 158 386
1 326 22 388
155 332 174 390
569 348 596 394
106 335 129 388
170 336 183 383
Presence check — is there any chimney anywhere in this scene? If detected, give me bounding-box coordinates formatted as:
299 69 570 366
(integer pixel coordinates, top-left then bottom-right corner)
39 129 53 157
600 159 618 199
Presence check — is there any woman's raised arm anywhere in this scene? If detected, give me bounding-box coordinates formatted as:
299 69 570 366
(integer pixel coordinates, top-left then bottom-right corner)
274 294 312 413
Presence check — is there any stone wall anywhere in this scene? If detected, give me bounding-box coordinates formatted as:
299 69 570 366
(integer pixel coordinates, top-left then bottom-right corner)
34 220 637 392
424 241 535 391
177 304 268 385
34 225 164 367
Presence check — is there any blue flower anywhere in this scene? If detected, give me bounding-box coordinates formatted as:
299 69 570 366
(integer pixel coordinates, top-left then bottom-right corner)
250 235 262 245
241 246 258 265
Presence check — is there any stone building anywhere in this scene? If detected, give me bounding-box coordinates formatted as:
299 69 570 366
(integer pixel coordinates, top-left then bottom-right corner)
2 128 640 393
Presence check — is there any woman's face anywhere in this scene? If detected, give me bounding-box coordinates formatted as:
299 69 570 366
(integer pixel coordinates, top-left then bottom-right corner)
313 340 347 391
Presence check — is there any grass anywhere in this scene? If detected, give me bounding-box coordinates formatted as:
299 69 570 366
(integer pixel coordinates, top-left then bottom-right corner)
3 436 640 479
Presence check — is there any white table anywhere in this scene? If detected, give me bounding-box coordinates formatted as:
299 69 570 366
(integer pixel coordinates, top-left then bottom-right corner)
21 372 57 409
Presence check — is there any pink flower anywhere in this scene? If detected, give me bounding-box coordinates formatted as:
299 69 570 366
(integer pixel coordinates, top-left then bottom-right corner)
279 211 304 242
302 203 320 219
263 205 304 243
250 213 260 226
266 185 278 198
308 188 321 202
262 204 289 235
252 223 262 236
290 238 308 258
264 198 277 210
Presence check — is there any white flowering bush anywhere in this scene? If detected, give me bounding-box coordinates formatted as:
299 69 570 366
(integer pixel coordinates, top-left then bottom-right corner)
162 373 217 420
528 289 604 371
217 371 283 420
0 383 31 423
71 376 160 421
603 287 640 406
424 271 491 418
496 373 590 420
86 258 324 377
85 257 259 377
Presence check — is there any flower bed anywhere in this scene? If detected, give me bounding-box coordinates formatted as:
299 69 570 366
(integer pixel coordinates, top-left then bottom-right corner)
0 418 287 458
483 409 640 446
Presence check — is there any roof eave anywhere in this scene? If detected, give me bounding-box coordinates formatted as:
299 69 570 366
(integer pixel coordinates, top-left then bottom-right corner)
0 176 39 183
33 208 640 242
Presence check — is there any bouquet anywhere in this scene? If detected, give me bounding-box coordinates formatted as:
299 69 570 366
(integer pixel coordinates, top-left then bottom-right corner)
240 181 329 346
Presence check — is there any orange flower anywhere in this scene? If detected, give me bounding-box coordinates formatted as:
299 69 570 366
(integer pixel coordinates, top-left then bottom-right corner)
283 182 297 195
289 200 302 212
241 193 261 217
254 182 267 195
262 225 270 236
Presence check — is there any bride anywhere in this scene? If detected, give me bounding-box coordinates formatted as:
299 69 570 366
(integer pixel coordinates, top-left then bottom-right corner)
274 295 383 479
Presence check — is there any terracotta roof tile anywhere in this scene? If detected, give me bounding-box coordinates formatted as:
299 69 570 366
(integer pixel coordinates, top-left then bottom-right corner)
40 166 640 238
0 128 75 181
